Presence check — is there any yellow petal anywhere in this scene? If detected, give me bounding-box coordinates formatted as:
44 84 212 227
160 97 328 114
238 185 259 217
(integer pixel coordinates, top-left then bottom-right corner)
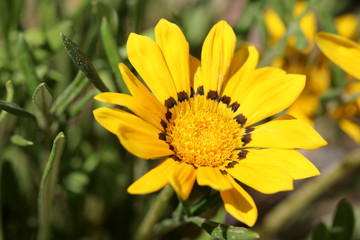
201 20 236 93
155 19 190 95
264 8 286 45
95 93 165 130
127 158 178 194
118 63 168 121
246 118 327 149
169 163 196 200
222 46 259 99
339 118 360 145
236 74 305 126
189 55 201 89
196 167 232 190
127 33 177 104
240 149 320 180
316 32 360 79
335 13 358 40
227 160 294 194
93 107 173 159
219 176 257 227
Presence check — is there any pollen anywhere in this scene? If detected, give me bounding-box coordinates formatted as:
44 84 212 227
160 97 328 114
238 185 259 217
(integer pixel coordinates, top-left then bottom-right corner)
166 97 243 168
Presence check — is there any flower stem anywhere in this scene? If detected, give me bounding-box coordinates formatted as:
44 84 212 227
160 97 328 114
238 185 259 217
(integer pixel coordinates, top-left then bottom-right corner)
134 185 175 240
258 148 360 237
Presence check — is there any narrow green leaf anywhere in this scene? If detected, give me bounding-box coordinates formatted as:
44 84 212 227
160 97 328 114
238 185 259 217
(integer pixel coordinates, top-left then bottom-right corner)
0 100 36 120
32 83 54 111
187 216 259 240
10 134 34 146
60 33 110 92
318 8 337 34
17 33 40 95
330 199 355 240
38 132 66 240
234 0 266 35
312 222 329 240
0 80 14 122
50 71 89 116
101 17 129 94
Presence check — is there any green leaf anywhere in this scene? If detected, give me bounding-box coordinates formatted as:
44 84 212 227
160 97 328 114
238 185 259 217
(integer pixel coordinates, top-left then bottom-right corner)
60 32 110 92
0 80 14 123
330 199 355 240
38 132 66 240
0 100 36 120
312 222 329 240
17 33 40 95
187 216 259 240
100 17 129 94
32 83 54 111
50 71 89 116
10 134 34 146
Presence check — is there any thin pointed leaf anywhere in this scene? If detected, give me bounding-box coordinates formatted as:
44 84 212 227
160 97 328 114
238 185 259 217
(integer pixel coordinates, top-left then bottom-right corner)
10 134 34 146
0 80 14 122
38 132 66 240
17 33 40 95
0 100 36 120
312 222 329 240
330 199 355 240
187 216 259 240
60 32 110 92
101 17 129 94
32 83 53 111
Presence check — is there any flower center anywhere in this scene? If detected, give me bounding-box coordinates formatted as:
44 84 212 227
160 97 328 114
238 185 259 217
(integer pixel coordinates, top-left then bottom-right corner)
167 98 241 167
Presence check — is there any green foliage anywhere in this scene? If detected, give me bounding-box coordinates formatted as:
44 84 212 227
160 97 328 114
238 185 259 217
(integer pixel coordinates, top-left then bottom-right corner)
311 199 355 240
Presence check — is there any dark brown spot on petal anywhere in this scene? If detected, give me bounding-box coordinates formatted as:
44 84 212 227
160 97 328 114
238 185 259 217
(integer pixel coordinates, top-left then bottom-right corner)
197 86 204 96
219 95 231 105
241 134 252 147
186 162 197 169
238 150 248 160
220 169 228 175
245 127 255 133
177 91 189 102
225 161 238 169
158 132 166 141
190 87 195 98
160 120 167 130
164 97 177 109
166 110 172 121
206 90 219 100
169 145 175 151
234 113 247 127
229 102 240 112
170 155 181 162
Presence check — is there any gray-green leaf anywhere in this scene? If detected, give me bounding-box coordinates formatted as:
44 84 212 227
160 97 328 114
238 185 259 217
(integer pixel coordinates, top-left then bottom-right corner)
187 216 259 240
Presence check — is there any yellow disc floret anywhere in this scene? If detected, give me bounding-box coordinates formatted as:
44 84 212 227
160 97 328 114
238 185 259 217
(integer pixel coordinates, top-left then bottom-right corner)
167 98 241 167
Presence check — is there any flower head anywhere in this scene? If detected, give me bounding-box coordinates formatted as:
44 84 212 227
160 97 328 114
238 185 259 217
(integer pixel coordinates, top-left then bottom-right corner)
94 19 327 226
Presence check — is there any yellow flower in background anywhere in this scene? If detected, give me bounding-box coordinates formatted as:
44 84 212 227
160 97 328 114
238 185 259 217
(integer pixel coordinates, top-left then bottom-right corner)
316 32 360 144
264 2 358 124
93 19 327 226
264 1 316 52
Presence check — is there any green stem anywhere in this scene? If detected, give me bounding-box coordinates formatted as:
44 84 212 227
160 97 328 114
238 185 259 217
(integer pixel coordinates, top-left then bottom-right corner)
258 148 360 237
134 185 174 240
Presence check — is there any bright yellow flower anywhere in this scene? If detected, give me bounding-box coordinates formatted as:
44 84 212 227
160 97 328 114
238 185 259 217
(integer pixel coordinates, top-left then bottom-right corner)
93 19 327 226
316 32 360 144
